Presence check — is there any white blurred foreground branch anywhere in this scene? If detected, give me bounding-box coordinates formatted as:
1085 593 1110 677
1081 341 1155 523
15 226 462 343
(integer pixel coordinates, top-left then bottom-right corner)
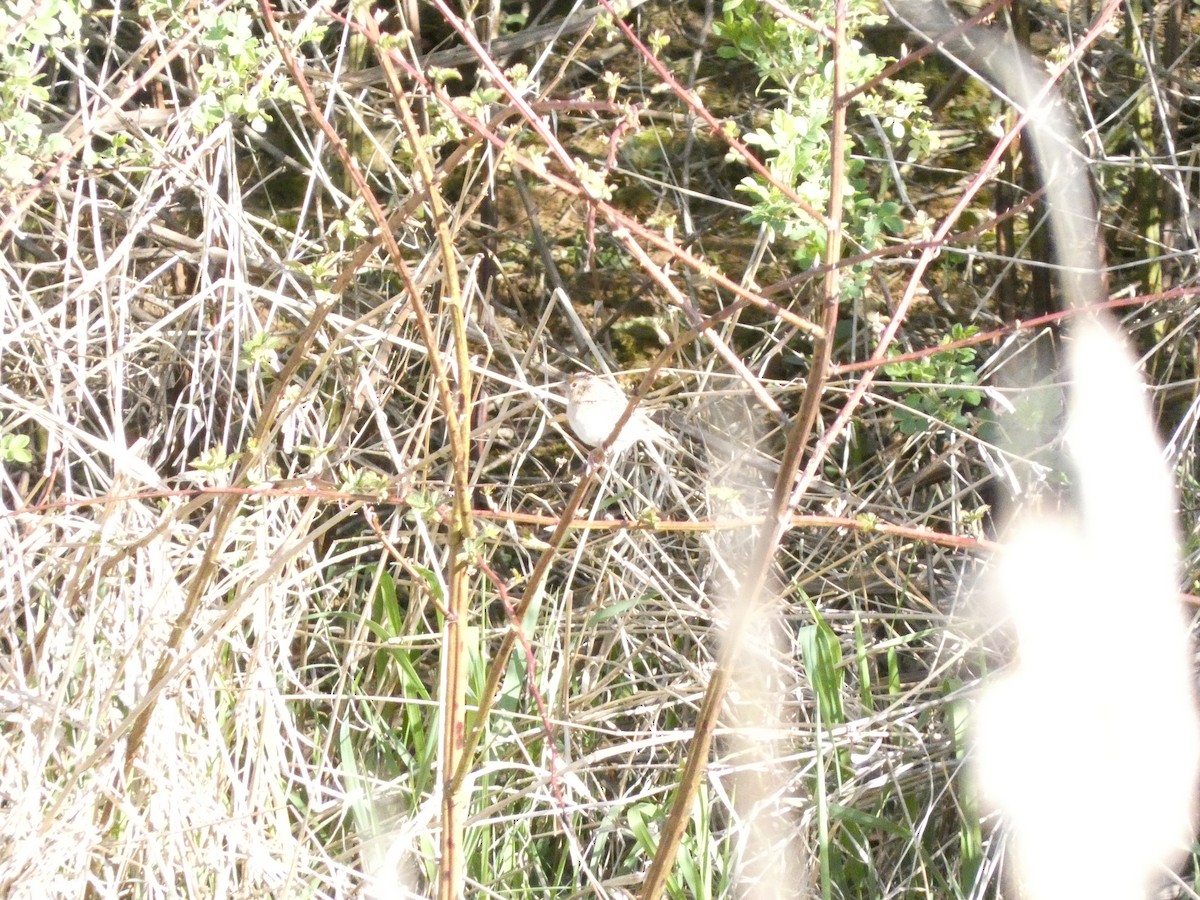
889 2 1200 896
977 316 1199 898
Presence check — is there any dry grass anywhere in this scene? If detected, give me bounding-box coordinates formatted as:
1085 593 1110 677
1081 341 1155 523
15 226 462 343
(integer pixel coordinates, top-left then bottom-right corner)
1 0 1199 897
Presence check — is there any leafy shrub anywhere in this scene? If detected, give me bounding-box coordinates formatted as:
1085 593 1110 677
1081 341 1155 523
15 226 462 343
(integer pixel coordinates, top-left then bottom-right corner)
883 324 983 435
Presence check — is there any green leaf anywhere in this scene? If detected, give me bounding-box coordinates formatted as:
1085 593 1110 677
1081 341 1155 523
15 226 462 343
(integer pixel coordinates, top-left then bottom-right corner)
798 599 845 726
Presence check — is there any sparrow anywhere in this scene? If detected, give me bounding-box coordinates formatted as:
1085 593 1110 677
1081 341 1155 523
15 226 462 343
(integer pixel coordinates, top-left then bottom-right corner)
564 374 677 454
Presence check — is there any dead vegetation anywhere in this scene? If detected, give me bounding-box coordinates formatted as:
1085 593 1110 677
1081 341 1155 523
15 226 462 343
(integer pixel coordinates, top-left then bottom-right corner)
1 0 1198 896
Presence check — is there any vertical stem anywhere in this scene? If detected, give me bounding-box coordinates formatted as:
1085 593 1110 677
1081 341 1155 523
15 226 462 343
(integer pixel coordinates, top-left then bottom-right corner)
1011 0 1054 317
1129 0 1162 299
346 14 477 898
637 3 848 894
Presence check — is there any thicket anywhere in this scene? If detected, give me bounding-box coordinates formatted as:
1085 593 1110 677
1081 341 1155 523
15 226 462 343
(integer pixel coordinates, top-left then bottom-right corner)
1 0 1198 897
